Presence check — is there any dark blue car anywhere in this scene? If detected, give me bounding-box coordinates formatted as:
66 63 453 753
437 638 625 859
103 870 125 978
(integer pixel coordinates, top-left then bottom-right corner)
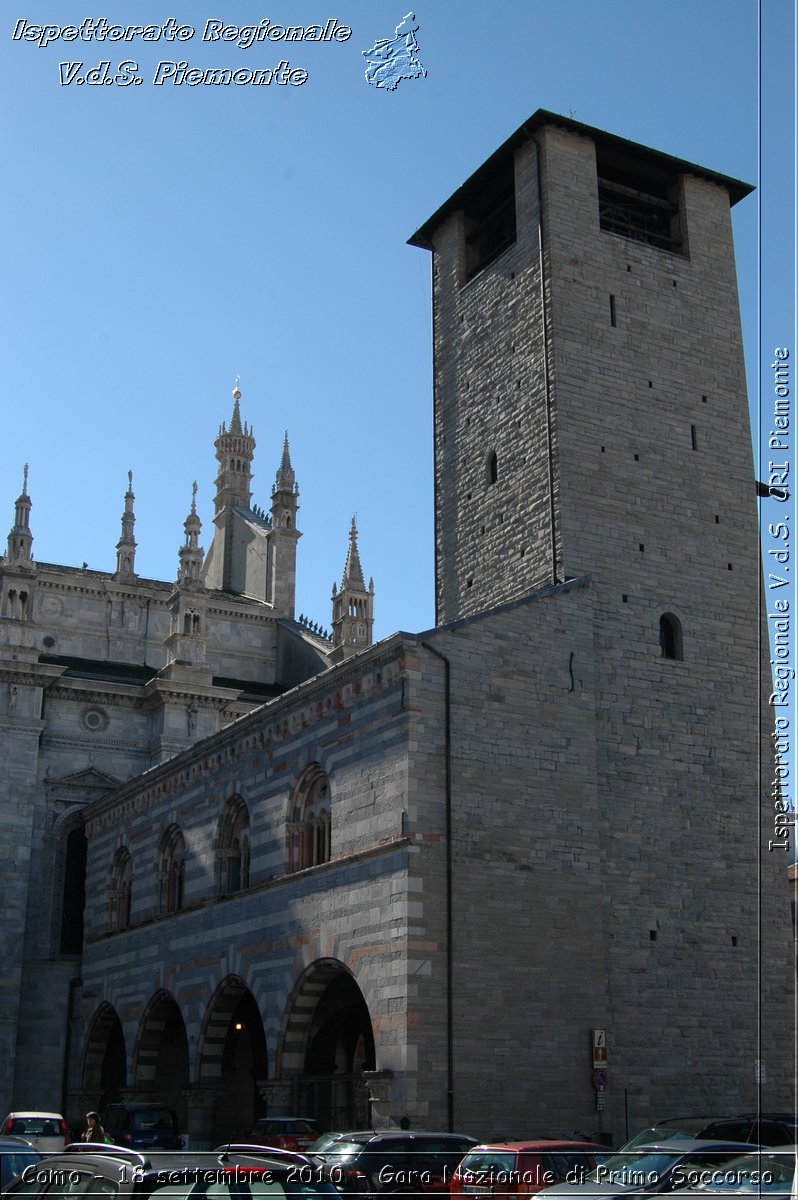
101 1103 183 1150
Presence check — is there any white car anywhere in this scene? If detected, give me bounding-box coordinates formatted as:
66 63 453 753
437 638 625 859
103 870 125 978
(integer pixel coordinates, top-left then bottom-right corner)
683 1146 797 1196
2 1112 67 1154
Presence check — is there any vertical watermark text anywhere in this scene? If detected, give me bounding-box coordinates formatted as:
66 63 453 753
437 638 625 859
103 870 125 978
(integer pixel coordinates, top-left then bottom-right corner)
767 347 793 851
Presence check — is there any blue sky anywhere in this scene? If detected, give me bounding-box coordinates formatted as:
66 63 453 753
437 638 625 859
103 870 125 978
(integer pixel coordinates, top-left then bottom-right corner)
1 0 795 645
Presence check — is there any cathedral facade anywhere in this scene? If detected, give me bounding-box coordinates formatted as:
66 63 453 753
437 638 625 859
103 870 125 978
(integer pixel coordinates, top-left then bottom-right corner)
0 111 792 1146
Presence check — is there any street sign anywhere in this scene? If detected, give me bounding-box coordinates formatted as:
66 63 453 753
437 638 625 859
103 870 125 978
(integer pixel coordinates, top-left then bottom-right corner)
592 1027 608 1067
592 1068 608 1092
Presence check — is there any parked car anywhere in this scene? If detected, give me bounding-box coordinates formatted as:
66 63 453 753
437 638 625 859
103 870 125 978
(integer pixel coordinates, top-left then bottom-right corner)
3 1142 342 1200
621 1123 722 1152
696 1120 797 1149
450 1140 609 1198
543 1139 758 1200
101 1102 183 1150
245 1117 321 1152
679 1146 797 1195
0 1135 42 1188
310 1130 478 1196
1 1112 68 1154
623 1117 798 1153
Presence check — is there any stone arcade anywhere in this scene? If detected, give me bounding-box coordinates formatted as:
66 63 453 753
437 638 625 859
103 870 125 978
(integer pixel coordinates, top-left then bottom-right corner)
0 111 792 1145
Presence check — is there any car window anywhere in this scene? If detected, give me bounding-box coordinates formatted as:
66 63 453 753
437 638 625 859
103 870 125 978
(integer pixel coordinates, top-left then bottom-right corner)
543 1153 596 1183
1 1151 43 1186
5 1176 48 1199
458 1151 518 1178
702 1123 754 1143
38 1170 118 1199
131 1110 175 1131
752 1123 793 1146
9 1121 55 1136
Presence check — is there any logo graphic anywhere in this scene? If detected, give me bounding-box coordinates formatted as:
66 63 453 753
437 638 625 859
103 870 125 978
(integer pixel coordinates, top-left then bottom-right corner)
362 12 426 90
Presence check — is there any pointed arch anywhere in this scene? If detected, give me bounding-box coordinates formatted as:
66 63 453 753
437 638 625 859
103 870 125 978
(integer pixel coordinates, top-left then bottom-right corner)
216 795 250 895
108 847 132 930
287 765 331 872
197 975 268 1142
82 1002 126 1105
159 825 186 914
133 990 190 1124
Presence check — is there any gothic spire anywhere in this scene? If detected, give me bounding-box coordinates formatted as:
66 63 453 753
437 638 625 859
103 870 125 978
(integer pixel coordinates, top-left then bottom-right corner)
274 431 296 493
114 469 137 580
330 516 374 663
6 463 34 567
342 515 365 589
177 481 205 589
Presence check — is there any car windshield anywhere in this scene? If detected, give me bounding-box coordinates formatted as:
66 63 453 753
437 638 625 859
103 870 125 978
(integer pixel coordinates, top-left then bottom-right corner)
587 1151 681 1185
458 1151 518 1176
306 1135 345 1155
8 1120 60 1136
623 1128 706 1151
310 1141 366 1161
690 1152 797 1192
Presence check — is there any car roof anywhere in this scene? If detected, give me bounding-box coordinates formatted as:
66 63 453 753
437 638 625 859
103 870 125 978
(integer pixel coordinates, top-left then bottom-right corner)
719 1145 798 1156
622 1138 760 1153
253 1117 317 1122
5 1112 63 1119
333 1130 473 1138
106 1102 173 1110
465 1141 607 1152
47 1147 315 1172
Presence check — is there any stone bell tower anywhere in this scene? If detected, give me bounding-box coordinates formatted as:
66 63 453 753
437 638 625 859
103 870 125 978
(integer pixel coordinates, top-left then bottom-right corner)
409 109 793 1124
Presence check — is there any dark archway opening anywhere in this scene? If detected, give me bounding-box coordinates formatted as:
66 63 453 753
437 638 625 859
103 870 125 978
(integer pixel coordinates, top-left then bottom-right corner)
100 1018 126 1110
135 992 190 1133
295 970 375 1130
217 991 268 1142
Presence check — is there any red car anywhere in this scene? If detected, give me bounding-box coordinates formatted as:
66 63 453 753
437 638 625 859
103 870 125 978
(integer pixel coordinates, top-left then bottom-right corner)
245 1117 321 1152
451 1141 608 1199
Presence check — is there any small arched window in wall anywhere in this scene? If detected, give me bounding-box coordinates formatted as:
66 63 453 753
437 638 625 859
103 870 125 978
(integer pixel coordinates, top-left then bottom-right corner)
659 613 683 660
288 766 331 872
109 847 132 931
60 824 87 954
159 825 186 914
487 451 498 486
217 795 251 895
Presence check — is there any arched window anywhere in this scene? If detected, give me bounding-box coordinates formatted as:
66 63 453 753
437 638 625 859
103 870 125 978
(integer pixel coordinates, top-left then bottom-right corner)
217 795 250 895
109 847 132 931
60 824 87 954
159 825 186 914
487 451 498 485
659 613 683 660
288 766 331 872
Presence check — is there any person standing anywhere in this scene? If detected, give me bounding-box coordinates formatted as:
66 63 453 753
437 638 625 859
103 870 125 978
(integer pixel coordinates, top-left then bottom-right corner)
82 1112 107 1143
